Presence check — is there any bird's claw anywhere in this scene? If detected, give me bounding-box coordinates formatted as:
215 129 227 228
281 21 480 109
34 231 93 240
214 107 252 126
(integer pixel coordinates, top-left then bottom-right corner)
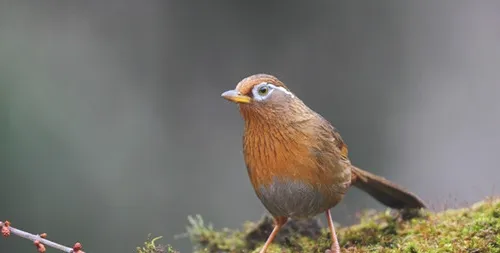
325 249 340 253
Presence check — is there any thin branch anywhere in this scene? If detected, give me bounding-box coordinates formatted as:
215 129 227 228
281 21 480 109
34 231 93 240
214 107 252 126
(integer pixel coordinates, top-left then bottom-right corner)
1 221 85 253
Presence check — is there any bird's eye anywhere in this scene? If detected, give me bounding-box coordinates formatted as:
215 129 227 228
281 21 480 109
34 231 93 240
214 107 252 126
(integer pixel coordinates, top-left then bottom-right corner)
258 86 269 95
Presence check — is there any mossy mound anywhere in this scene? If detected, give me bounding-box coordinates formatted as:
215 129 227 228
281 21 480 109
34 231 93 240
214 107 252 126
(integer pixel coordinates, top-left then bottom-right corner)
184 198 500 253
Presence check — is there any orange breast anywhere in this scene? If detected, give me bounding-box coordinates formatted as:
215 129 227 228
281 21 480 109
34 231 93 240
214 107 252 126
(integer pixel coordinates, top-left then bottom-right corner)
242 119 352 217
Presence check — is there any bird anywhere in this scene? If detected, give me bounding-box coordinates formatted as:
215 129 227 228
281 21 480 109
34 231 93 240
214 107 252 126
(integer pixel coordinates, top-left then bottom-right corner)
221 74 426 253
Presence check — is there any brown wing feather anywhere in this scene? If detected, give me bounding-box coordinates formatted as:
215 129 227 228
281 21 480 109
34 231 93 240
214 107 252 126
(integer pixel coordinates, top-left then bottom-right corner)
330 125 349 161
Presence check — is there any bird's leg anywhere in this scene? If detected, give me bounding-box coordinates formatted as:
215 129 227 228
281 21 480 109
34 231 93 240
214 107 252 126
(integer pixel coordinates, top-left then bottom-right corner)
325 209 341 253
258 216 288 253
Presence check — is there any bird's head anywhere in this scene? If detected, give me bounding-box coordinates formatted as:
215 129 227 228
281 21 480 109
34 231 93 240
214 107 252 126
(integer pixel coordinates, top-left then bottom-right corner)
221 74 305 121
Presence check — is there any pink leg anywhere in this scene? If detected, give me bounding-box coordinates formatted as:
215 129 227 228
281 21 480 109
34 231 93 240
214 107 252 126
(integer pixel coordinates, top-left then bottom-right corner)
258 216 288 253
325 209 341 253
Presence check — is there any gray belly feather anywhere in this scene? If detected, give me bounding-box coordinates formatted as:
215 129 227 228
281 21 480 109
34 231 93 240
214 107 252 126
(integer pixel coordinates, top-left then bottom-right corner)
257 177 341 218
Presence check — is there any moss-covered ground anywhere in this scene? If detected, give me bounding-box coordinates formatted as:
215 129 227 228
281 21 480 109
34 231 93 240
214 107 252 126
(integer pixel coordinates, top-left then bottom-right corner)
138 198 500 253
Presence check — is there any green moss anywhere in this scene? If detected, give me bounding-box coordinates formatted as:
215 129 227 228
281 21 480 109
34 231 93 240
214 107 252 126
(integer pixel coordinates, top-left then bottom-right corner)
186 214 248 252
136 234 178 253
185 198 500 253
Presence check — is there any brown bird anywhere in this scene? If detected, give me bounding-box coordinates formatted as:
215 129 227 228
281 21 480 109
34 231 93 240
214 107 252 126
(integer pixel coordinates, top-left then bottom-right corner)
221 74 426 253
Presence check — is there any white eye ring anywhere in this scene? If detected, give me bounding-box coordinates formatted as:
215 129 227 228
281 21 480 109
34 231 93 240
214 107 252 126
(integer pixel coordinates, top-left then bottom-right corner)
252 83 275 101
251 82 294 101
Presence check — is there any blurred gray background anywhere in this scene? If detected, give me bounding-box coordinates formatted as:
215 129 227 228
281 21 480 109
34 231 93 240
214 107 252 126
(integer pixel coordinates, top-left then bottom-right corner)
1 1 500 252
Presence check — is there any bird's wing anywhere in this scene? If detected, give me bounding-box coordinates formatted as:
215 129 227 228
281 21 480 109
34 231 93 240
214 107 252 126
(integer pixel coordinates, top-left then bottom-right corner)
314 114 349 161
329 124 349 161
306 116 352 194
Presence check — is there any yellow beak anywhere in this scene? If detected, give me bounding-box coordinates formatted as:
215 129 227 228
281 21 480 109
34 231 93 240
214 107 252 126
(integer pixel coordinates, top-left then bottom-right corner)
221 90 251 104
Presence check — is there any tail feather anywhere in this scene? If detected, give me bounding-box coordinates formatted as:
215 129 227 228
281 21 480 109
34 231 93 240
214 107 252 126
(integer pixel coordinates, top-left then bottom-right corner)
351 166 426 209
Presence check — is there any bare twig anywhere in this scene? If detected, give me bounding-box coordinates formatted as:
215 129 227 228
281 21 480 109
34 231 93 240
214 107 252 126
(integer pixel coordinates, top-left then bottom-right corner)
1 221 85 253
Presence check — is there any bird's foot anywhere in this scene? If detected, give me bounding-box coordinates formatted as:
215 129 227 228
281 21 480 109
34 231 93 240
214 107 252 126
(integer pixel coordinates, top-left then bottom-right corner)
325 245 340 253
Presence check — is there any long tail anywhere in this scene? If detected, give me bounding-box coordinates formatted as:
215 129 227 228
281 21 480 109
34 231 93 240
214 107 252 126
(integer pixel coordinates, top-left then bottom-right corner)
351 166 426 209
